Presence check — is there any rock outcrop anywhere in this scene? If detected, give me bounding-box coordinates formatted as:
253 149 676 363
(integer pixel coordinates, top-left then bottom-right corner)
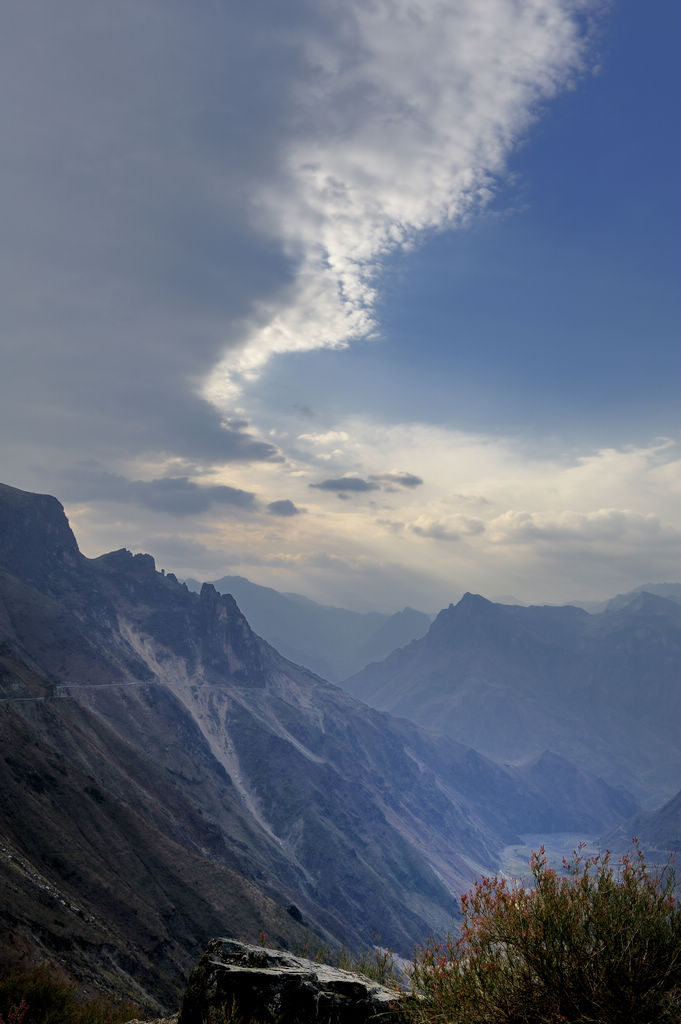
178 939 406 1024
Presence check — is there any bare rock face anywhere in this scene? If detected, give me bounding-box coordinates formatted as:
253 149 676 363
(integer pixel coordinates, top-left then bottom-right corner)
0 481 83 586
178 939 406 1024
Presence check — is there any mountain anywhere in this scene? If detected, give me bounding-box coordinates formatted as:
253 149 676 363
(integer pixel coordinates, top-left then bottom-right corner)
344 592 681 808
605 582 681 612
183 574 431 681
514 582 681 616
606 786 681 860
0 483 635 1010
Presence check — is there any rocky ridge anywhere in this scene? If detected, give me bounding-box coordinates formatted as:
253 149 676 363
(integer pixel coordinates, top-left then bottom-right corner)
0 482 639 1011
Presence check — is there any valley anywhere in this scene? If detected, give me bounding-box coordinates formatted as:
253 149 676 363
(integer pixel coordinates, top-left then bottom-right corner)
498 833 601 886
0 482 678 1014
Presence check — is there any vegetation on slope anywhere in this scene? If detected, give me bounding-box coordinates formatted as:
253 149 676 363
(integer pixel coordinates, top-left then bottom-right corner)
408 842 681 1024
4 845 681 1024
0 967 138 1024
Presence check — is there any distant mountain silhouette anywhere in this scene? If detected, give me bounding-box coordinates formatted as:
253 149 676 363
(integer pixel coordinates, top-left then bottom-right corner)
183 573 431 680
605 581 681 612
345 591 681 808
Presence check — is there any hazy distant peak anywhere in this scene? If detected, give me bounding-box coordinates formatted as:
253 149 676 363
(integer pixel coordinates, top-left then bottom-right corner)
606 583 681 613
605 590 681 621
459 592 494 607
528 750 575 771
434 591 496 621
434 592 491 614
390 606 429 621
181 572 431 680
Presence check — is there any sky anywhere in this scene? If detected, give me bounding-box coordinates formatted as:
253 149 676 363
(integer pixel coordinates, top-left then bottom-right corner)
1 0 679 613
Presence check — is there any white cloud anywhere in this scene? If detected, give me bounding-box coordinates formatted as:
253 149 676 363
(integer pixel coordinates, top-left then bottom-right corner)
298 430 351 445
203 0 594 406
410 515 486 542
238 419 681 605
65 423 681 610
486 508 671 546
370 472 424 489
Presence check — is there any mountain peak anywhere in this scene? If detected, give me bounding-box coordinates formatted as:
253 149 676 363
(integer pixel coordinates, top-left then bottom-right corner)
94 548 157 578
435 591 494 620
458 591 493 607
607 590 681 622
0 481 82 584
424 592 500 647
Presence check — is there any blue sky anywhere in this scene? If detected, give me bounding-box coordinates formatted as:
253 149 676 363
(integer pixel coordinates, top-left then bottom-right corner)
252 0 680 442
1 0 679 611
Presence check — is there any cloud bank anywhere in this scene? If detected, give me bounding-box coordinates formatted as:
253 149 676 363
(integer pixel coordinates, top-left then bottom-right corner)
310 476 380 495
1 0 597 484
267 499 303 517
204 0 595 404
63 424 680 611
370 472 424 489
63 467 257 517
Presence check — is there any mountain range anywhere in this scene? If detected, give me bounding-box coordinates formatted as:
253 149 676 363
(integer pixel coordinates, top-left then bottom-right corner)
183 575 431 681
345 591 681 808
0 482 638 1012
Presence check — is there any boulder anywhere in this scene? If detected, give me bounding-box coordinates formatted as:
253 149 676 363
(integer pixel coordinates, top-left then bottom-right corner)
178 938 407 1024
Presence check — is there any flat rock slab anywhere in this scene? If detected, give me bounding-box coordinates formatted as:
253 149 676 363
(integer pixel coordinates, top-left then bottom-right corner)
178 938 407 1024
124 1017 179 1024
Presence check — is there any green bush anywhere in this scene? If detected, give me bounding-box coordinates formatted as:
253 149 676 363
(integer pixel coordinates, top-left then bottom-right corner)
408 842 681 1024
0 966 138 1024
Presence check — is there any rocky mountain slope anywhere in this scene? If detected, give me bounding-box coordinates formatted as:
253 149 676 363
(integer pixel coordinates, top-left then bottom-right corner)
344 591 681 807
183 574 431 681
0 483 637 1011
606 785 681 860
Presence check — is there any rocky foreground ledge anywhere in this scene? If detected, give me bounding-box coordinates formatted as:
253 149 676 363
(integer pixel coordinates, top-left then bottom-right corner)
172 938 407 1024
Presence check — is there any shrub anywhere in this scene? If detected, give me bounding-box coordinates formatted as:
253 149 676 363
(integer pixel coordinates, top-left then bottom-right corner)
408 842 681 1024
292 935 402 989
331 943 401 988
0 966 138 1024
0 1001 28 1024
